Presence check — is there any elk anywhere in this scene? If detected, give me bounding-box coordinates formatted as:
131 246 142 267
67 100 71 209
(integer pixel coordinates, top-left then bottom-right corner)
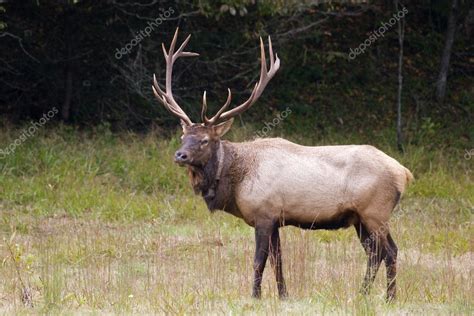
152 28 413 301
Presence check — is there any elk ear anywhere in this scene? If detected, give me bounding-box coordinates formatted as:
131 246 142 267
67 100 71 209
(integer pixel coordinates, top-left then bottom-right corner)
213 118 234 137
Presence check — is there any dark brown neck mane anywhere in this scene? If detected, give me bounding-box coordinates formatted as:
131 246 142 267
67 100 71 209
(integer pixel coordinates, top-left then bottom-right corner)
186 141 239 212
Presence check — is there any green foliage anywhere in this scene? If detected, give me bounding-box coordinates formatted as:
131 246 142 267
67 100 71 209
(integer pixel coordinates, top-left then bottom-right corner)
0 125 471 222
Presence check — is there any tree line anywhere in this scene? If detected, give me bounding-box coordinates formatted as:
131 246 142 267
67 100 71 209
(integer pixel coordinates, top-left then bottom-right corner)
0 1 472 136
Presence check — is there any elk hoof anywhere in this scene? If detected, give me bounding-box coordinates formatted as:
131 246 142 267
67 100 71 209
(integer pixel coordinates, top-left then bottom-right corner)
386 292 396 303
252 289 261 299
279 292 288 300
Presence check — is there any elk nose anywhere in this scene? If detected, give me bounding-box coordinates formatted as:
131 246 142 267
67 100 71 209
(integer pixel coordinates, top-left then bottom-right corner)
174 151 189 163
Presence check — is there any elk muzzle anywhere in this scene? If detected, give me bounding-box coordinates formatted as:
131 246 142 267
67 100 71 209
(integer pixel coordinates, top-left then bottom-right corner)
174 149 190 165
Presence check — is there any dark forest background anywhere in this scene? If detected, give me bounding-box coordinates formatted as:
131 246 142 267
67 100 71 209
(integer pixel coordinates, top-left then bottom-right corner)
0 0 472 147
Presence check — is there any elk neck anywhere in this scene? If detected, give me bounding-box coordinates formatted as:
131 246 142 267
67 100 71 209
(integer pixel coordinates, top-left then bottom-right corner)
186 140 236 211
188 141 242 216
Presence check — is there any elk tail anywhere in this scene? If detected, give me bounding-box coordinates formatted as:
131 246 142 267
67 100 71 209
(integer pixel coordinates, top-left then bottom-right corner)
404 167 414 185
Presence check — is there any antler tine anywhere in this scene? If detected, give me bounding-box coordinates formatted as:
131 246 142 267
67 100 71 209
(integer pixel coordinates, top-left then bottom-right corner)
152 79 185 119
259 37 268 78
210 88 232 122
202 88 232 125
204 36 280 125
152 74 190 123
168 27 179 58
161 43 168 59
152 28 198 126
268 36 274 66
175 35 199 58
201 91 208 123
152 74 166 96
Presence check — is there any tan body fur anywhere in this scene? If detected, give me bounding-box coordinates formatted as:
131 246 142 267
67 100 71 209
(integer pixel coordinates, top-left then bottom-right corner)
227 138 413 233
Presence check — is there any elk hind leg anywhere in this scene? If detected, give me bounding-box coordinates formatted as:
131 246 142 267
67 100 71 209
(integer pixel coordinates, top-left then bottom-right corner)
385 232 398 302
354 222 386 295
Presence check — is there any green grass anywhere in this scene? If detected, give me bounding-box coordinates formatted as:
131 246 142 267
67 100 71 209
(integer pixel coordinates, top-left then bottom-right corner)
0 124 472 314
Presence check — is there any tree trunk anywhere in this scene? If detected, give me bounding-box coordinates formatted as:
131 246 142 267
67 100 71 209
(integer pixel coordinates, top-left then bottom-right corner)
395 0 405 152
61 0 74 122
436 0 458 102
62 64 73 121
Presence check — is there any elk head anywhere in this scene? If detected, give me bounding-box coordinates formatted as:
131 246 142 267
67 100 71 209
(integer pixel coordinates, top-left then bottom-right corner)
152 28 280 167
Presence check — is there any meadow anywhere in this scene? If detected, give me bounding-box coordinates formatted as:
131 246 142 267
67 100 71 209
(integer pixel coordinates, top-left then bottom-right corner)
0 123 472 314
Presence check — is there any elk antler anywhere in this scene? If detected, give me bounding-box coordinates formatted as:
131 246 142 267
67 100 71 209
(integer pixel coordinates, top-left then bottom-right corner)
202 36 280 125
152 28 199 126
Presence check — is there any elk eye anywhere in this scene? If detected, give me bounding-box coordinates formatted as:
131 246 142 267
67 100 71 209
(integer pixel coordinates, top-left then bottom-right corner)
201 139 209 146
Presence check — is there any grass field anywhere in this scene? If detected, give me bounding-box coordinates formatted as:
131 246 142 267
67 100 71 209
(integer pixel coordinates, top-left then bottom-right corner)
0 124 472 314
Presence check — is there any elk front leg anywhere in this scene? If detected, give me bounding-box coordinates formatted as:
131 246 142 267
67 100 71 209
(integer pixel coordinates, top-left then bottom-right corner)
269 227 287 299
252 223 273 298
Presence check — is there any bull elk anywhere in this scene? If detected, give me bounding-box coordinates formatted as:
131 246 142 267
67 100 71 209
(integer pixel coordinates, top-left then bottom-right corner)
152 28 413 301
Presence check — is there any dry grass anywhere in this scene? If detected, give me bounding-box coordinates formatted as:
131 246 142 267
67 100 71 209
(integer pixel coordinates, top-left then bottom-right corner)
1 197 472 315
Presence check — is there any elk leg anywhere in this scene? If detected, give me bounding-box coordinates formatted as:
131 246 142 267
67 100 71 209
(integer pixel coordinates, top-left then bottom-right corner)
269 226 287 299
354 223 386 295
385 232 398 302
252 224 273 298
